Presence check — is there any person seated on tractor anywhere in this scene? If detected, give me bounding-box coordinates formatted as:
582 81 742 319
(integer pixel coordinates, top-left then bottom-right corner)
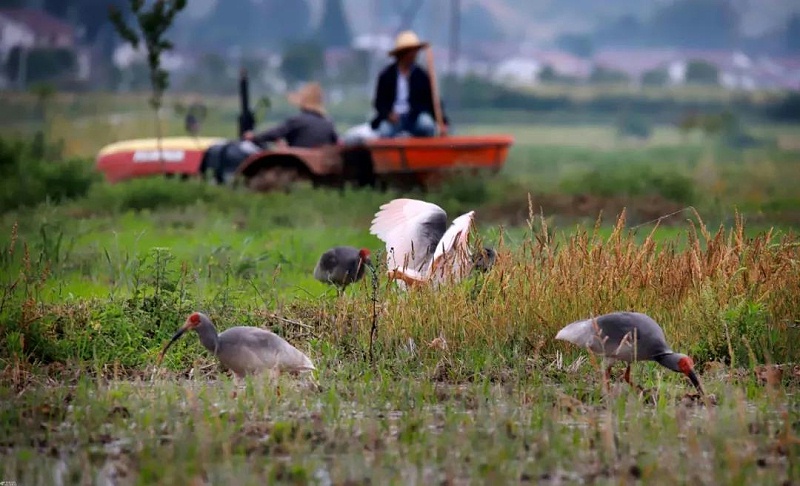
244 82 338 148
371 30 448 138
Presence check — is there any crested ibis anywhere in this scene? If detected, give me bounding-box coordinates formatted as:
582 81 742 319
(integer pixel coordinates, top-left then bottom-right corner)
556 311 703 394
157 312 315 378
369 198 494 287
313 246 372 293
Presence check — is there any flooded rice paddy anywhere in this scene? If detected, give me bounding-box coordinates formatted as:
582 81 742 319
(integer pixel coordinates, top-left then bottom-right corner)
1 366 797 485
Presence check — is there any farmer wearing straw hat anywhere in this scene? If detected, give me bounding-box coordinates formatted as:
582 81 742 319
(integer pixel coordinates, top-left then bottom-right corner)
371 30 449 138
245 82 338 148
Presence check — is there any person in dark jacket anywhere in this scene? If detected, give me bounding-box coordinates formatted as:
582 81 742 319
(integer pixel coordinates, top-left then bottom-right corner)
244 82 338 148
371 31 448 138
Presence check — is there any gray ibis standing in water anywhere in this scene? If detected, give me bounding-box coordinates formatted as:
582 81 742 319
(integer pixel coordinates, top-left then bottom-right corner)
369 198 495 288
313 246 372 293
157 312 315 377
555 311 704 394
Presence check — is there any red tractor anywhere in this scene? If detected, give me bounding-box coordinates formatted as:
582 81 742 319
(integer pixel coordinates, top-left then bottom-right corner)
96 73 513 192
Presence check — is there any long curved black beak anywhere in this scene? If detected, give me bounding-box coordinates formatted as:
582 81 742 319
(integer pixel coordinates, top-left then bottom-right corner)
156 327 188 367
687 370 704 395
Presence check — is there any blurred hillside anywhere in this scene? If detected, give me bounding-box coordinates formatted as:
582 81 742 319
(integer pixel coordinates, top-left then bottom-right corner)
0 0 798 95
3 0 798 52
172 0 800 54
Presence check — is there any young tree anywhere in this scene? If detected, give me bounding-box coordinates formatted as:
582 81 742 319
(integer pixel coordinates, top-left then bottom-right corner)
281 41 325 85
556 33 594 59
30 82 56 147
641 68 670 87
589 66 629 85
787 14 800 54
317 0 352 48
109 0 187 166
685 60 719 85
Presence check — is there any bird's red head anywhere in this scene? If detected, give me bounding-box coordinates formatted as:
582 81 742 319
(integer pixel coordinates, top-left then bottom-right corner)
157 312 205 367
678 355 704 395
359 248 371 261
678 355 695 374
185 312 203 330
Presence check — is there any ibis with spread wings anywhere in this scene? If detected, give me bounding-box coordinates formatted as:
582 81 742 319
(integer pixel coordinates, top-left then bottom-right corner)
369 198 494 287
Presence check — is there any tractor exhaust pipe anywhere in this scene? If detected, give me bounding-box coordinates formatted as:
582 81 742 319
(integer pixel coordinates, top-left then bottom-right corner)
238 68 255 139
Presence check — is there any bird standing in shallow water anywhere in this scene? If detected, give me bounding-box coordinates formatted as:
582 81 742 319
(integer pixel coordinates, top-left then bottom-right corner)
369 198 494 288
313 246 372 294
555 311 703 394
157 312 315 378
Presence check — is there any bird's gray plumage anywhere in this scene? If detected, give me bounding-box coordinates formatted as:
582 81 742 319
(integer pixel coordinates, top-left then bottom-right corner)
418 212 448 263
556 311 703 393
557 312 671 362
159 313 315 378
313 246 371 291
214 326 315 376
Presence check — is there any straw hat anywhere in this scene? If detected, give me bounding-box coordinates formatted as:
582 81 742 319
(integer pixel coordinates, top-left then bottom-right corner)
389 30 429 57
287 82 326 115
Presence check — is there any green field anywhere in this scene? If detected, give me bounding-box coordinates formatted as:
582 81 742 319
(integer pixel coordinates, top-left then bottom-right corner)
1 93 799 484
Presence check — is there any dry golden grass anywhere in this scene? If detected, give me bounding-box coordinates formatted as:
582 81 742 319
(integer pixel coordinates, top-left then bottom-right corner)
336 207 800 370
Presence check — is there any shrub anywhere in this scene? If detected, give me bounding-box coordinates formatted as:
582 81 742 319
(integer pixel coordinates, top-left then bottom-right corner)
281 41 324 85
560 164 696 204
589 66 630 84
765 92 800 122
685 60 719 85
641 68 670 86
5 46 76 84
690 300 777 366
434 170 490 210
616 114 653 139
78 177 230 213
0 136 97 213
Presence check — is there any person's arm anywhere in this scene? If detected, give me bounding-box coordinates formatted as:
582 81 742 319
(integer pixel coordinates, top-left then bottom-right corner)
439 99 449 126
373 67 394 122
249 118 295 146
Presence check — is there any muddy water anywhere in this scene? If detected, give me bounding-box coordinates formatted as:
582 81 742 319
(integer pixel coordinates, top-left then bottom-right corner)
0 379 794 485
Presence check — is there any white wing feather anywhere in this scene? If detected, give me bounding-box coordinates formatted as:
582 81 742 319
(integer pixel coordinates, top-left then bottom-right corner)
432 211 474 262
430 211 474 283
555 319 595 347
369 198 447 272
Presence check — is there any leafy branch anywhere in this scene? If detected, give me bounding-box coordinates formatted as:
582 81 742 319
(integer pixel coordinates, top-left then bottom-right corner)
109 0 187 111
109 0 186 167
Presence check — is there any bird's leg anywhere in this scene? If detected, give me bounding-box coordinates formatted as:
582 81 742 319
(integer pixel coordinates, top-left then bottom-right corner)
231 373 244 398
602 363 614 394
267 368 282 397
623 364 645 393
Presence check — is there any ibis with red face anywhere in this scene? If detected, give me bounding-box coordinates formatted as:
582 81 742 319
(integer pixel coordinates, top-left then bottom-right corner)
157 312 315 377
556 311 704 394
313 246 372 293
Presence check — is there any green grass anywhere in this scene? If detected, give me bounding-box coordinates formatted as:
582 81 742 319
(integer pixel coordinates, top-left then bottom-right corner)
1 202 798 483
3 89 799 156
1 101 799 483
1 364 797 484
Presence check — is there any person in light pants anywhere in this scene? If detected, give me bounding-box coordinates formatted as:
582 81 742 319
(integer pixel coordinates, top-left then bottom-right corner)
370 31 449 138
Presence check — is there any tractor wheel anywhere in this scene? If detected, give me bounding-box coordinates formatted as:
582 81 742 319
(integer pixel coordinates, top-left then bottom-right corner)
246 165 304 193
